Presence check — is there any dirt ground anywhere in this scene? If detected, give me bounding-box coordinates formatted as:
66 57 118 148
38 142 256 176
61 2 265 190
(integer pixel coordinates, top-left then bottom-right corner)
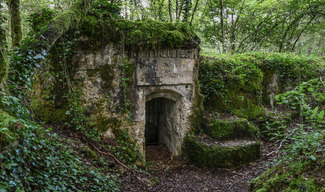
120 142 278 192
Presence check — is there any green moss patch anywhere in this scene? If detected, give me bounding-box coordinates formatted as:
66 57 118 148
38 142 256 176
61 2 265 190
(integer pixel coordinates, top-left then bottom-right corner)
199 55 264 119
184 135 261 168
79 16 198 53
205 118 259 140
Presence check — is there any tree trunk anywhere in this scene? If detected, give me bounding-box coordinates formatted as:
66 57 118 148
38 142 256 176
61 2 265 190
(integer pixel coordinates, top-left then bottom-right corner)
8 0 22 47
317 29 324 56
190 0 199 25
220 0 225 53
0 7 7 84
42 0 95 50
168 0 172 22
157 0 165 21
291 15 316 52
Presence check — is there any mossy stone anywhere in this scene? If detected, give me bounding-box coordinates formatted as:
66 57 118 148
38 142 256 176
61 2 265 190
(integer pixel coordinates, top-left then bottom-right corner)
205 118 259 140
185 136 261 168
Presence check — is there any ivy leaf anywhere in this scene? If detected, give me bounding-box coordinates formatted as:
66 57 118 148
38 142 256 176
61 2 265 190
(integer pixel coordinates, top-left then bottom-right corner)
307 87 314 92
310 107 319 119
310 155 316 161
317 110 324 121
34 54 44 60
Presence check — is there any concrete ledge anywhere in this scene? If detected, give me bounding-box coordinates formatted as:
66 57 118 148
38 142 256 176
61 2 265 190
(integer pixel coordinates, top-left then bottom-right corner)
184 135 261 168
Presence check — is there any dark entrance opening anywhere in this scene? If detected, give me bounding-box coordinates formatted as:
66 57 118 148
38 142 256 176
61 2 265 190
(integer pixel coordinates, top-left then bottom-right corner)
145 97 176 152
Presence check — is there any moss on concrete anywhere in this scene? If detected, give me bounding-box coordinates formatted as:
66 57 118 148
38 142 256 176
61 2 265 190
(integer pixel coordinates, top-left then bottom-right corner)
205 118 259 140
185 135 261 168
86 63 116 89
200 56 264 119
95 115 121 133
189 78 205 133
79 15 198 53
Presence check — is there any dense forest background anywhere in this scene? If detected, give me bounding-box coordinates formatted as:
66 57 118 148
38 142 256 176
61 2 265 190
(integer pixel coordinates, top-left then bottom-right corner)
1 0 325 55
0 0 324 191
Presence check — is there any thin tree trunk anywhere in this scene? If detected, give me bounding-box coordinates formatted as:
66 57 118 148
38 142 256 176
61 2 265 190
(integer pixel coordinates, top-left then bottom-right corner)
183 0 190 23
177 0 185 22
168 0 172 22
279 10 308 52
291 15 317 52
8 0 22 47
158 0 165 21
176 0 179 21
317 30 325 56
220 0 225 53
190 0 199 25
0 8 7 83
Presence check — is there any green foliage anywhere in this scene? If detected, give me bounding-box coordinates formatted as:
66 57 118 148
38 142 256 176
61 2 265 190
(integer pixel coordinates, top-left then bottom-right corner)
275 77 325 115
0 109 16 150
27 8 58 32
262 53 322 86
199 52 325 119
88 0 121 19
64 87 100 141
273 77 325 163
252 77 325 192
119 57 134 115
199 54 264 119
250 158 324 192
0 88 120 191
9 34 48 89
0 126 120 191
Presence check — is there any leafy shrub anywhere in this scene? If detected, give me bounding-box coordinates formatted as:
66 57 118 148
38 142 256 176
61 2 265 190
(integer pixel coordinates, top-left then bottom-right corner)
251 77 325 192
0 91 120 191
27 8 58 32
0 126 120 191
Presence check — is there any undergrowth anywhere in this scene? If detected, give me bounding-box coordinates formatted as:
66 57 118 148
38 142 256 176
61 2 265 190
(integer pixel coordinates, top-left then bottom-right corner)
250 77 325 192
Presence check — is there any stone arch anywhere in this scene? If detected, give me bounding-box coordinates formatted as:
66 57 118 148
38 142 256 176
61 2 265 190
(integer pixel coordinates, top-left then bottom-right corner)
145 90 183 153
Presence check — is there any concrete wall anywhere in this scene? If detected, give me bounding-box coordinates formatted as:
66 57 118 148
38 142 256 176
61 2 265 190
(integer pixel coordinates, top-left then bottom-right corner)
48 40 200 157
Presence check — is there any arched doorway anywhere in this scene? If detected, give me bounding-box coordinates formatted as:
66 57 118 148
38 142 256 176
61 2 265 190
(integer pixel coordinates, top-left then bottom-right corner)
145 97 177 152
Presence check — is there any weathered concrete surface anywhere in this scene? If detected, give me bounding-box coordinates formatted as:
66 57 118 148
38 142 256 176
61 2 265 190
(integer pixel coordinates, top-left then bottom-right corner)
68 44 200 157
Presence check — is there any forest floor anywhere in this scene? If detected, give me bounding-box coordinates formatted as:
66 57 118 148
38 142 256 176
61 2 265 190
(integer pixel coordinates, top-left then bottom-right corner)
52 126 278 192
120 142 278 192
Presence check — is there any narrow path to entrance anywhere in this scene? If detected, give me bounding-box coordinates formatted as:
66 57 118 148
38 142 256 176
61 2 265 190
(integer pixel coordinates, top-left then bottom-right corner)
120 141 278 192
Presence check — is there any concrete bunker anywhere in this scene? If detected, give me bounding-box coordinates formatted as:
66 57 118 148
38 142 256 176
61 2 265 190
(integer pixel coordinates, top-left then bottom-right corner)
34 33 200 159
